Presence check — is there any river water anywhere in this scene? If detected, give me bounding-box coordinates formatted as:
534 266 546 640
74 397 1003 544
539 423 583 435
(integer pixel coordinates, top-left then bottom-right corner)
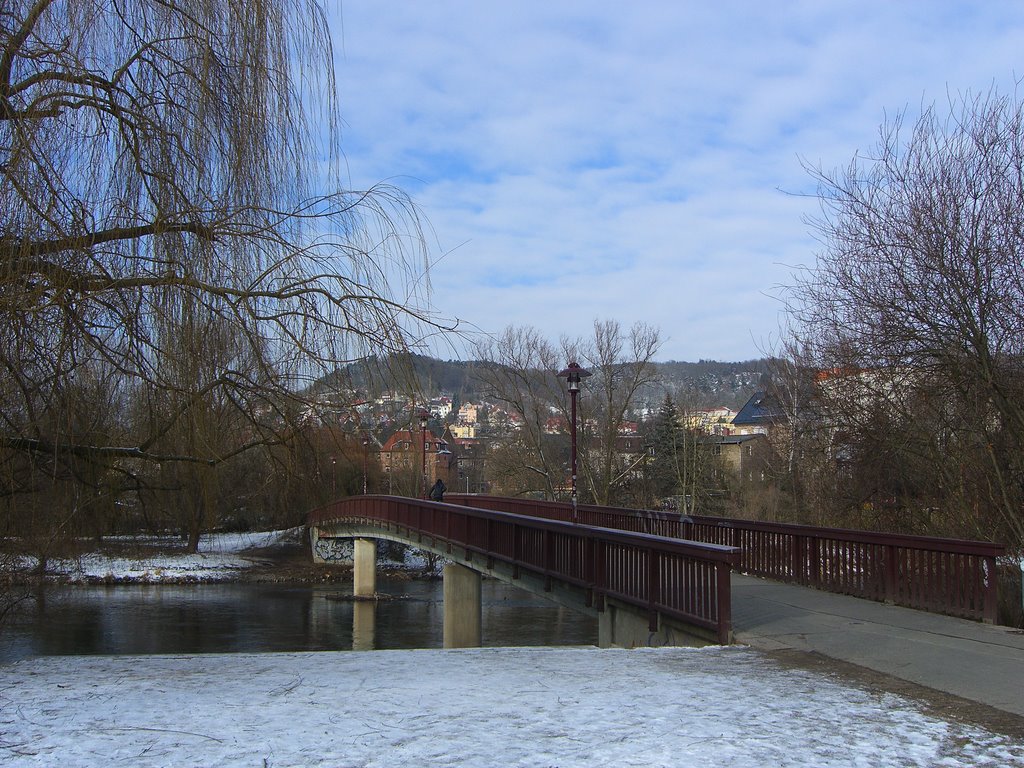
0 578 597 664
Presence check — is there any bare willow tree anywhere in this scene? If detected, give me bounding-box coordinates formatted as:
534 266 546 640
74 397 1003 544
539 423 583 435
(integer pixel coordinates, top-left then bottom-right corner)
789 89 1024 551
0 1 446 549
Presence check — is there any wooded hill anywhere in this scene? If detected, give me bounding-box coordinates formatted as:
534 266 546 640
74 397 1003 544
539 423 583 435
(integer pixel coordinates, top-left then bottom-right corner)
318 355 771 411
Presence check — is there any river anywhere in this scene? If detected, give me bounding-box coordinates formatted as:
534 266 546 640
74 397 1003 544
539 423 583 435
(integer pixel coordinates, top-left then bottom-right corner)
0 577 597 664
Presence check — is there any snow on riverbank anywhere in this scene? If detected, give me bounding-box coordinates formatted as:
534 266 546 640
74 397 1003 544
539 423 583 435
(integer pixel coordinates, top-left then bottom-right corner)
1 646 1021 767
32 529 305 583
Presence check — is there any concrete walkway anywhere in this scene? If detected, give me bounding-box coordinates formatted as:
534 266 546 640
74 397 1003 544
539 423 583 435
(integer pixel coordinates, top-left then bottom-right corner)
731 573 1024 717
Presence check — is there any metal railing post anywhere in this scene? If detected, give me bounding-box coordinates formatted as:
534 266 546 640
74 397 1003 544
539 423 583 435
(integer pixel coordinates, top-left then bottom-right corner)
716 560 733 645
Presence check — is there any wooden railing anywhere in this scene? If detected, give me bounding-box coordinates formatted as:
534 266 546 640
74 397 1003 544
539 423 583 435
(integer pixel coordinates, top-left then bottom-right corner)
309 495 740 644
447 495 1006 623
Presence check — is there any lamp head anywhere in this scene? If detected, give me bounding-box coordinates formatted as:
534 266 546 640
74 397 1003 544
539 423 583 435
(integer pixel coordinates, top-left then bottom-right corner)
556 361 592 392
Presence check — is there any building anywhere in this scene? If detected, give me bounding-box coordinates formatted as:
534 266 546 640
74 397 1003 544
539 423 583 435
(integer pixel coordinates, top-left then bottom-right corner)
452 435 487 494
731 392 788 437
703 433 769 482
457 403 480 425
684 407 737 435
380 428 455 493
450 423 477 439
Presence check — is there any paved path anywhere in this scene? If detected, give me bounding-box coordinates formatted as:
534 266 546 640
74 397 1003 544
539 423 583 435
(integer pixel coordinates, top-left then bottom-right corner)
731 573 1024 717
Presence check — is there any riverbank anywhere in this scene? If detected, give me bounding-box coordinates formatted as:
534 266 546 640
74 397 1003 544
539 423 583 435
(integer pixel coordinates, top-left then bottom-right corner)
5 528 424 586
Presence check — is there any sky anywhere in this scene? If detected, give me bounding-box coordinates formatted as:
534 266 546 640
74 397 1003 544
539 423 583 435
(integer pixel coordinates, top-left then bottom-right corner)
326 2 1024 362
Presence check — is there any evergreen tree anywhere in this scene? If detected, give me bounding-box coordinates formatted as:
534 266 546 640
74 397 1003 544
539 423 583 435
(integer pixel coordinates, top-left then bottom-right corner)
646 395 684 501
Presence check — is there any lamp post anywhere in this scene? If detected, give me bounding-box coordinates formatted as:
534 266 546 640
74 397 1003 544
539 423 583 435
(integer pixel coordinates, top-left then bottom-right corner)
330 455 337 497
419 410 429 499
362 432 370 495
556 361 592 522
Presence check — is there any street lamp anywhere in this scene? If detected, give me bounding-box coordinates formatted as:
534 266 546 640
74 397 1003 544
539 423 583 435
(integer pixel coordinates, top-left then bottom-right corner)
330 455 337 497
419 410 429 499
362 432 370 495
556 361 592 522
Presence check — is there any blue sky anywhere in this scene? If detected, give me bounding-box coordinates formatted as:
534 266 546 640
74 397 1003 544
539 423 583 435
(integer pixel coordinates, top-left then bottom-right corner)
327 2 1024 362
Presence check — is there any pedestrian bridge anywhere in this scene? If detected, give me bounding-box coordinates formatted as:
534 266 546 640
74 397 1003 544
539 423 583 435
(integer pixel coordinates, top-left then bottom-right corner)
307 494 1005 650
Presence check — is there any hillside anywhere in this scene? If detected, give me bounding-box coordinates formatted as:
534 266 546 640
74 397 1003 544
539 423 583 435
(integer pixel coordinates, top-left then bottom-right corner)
321 354 770 411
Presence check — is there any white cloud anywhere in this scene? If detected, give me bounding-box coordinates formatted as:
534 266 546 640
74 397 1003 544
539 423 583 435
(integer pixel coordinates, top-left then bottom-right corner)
329 1 1024 360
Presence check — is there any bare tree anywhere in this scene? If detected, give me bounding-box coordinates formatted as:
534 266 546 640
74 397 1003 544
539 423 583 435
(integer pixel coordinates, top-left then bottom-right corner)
473 327 565 498
789 89 1024 550
474 321 662 504
0 2 448 550
673 398 724 516
573 320 662 506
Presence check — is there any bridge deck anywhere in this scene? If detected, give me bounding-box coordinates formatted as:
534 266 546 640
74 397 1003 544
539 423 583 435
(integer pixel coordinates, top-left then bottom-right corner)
732 573 1024 717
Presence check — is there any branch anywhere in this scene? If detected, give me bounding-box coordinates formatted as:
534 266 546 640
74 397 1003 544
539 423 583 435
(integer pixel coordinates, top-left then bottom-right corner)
2 436 217 466
6 220 217 261
0 0 55 100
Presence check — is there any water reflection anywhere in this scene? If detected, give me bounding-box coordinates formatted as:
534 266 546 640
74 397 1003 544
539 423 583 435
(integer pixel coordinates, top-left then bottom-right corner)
0 578 597 663
352 600 375 651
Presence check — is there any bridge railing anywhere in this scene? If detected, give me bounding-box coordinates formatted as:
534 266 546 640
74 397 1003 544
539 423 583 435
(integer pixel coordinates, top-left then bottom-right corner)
309 495 740 644
446 495 1006 623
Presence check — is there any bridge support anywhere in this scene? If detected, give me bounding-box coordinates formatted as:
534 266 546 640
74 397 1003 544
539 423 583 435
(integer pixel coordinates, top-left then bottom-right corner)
353 538 377 597
598 598 714 648
443 563 482 648
310 525 324 564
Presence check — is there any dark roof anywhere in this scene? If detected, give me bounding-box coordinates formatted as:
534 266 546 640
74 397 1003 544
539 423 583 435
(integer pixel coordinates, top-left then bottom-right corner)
731 391 788 426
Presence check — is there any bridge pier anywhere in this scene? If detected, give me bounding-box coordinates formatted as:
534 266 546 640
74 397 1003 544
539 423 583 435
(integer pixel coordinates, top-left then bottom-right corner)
310 525 324 564
353 538 377 597
443 562 482 648
599 598 714 648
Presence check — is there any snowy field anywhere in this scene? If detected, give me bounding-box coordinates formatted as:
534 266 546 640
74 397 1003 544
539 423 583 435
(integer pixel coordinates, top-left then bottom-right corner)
1 646 1022 767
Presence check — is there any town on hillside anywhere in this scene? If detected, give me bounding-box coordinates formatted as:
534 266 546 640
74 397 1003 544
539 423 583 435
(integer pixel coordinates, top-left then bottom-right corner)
309 357 777 516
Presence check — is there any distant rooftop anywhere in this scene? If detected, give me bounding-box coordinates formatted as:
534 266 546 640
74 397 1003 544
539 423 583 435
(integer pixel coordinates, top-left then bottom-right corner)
731 391 787 426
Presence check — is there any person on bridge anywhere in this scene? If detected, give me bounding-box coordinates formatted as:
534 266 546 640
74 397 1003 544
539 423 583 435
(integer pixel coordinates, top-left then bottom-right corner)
429 478 447 501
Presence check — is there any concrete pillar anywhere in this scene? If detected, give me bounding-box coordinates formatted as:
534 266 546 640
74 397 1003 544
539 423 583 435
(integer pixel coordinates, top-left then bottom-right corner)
443 563 482 648
598 598 710 648
310 526 325 564
597 603 619 648
352 600 376 651
353 538 377 598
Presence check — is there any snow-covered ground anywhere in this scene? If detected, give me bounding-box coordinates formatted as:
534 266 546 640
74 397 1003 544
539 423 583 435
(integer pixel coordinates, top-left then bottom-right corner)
1 646 1021 767
31 530 301 583
17 528 423 583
